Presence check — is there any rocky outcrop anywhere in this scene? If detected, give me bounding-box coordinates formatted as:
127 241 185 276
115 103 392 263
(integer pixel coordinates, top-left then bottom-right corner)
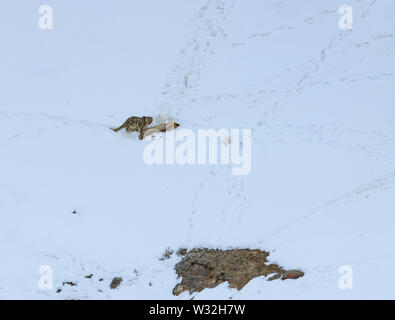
173 248 304 295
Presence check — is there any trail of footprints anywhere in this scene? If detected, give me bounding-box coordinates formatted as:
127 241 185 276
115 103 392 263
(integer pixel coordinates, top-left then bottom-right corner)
156 0 235 118
265 169 395 239
187 166 248 243
257 121 395 164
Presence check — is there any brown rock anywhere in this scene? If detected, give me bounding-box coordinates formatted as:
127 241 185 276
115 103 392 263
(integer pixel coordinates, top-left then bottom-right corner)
176 248 188 257
110 277 123 289
172 248 304 295
281 269 304 280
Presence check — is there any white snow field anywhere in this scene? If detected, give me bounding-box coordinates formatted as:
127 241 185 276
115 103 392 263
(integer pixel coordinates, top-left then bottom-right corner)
1 0 395 299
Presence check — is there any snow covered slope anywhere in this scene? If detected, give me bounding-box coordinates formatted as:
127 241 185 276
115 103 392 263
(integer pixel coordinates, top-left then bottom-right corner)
1 0 395 299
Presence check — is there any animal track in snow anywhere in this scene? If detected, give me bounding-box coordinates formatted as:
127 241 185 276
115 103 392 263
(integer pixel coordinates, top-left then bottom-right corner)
256 121 395 164
266 169 395 239
155 0 236 118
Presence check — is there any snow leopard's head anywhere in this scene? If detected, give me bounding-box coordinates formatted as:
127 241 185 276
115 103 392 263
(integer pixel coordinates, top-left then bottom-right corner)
142 116 153 126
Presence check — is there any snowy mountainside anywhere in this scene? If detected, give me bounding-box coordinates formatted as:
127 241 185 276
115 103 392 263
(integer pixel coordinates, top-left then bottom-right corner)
1 0 395 299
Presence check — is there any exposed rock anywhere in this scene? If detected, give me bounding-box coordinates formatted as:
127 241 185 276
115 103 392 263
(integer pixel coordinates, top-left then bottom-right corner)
173 284 188 296
176 248 188 257
173 248 303 295
281 269 304 280
110 277 123 289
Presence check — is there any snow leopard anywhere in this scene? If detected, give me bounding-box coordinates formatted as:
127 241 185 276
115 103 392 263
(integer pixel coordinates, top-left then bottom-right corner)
111 116 153 140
